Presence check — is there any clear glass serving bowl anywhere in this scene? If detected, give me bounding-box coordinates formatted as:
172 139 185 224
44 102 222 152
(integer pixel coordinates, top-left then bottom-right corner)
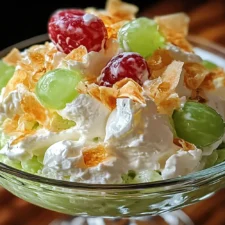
0 34 225 218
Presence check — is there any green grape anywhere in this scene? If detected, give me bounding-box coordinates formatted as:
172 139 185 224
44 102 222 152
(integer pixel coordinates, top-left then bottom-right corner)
215 149 225 165
173 101 225 147
122 170 162 184
118 18 165 58
21 156 43 173
203 151 218 169
202 60 218 70
122 170 136 184
49 113 76 131
0 60 15 92
217 142 225 149
36 69 82 109
0 154 22 169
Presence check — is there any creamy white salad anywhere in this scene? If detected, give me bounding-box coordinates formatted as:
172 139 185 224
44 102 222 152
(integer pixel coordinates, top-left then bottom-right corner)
0 0 225 184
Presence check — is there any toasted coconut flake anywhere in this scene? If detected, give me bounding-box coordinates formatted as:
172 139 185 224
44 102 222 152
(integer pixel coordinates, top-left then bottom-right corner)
190 88 207 103
173 137 196 151
144 60 183 114
147 49 173 73
155 13 190 36
200 68 225 91
106 0 138 20
17 114 38 133
155 13 193 52
2 116 19 135
3 48 21 66
159 93 181 115
77 82 117 110
99 86 118 110
162 61 183 89
78 78 146 110
184 62 209 90
3 42 58 95
65 45 88 61
11 132 34 146
4 70 30 97
20 92 47 125
83 145 108 167
115 78 145 104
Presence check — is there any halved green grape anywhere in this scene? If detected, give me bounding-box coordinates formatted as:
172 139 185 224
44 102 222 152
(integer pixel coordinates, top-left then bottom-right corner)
21 156 43 173
0 154 22 170
203 150 218 169
173 101 225 147
215 149 225 165
202 60 218 70
35 69 82 109
49 113 76 132
0 60 15 92
217 142 225 149
122 170 162 184
118 18 165 58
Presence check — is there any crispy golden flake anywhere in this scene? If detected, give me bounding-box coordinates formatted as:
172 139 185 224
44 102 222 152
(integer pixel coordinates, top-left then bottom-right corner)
77 78 145 110
3 42 58 96
86 0 137 39
184 62 209 90
144 60 183 114
20 92 47 125
4 70 30 97
83 145 108 167
2 116 19 135
3 48 21 66
155 13 193 52
190 88 207 103
65 45 87 62
106 0 138 20
147 49 173 73
114 78 145 104
173 138 196 151
200 68 225 91
155 13 190 36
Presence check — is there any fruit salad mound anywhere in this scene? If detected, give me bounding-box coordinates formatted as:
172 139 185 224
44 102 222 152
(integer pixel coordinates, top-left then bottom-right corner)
0 0 225 184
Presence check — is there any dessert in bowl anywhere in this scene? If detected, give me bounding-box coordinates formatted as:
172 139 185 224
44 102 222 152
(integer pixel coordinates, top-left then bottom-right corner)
0 0 225 217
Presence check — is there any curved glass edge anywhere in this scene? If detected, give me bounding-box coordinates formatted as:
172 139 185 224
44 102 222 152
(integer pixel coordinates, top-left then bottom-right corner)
0 34 225 190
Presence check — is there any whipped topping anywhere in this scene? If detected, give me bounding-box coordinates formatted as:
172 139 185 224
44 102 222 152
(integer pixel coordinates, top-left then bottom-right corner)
42 139 124 184
0 87 22 121
83 14 98 25
0 127 80 161
58 38 120 78
58 94 110 140
106 98 174 152
104 98 177 174
162 148 202 179
43 140 85 171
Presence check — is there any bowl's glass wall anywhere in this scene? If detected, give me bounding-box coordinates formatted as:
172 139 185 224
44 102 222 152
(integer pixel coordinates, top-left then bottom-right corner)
0 167 225 217
0 35 225 217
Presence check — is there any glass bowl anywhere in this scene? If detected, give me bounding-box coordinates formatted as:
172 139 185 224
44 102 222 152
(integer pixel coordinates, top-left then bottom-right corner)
0 34 225 218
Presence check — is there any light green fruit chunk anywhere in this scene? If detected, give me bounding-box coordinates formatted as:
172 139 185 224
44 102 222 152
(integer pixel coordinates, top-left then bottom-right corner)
21 156 43 173
172 101 225 147
0 154 22 170
203 151 218 169
118 18 165 58
49 113 75 132
36 69 82 109
215 149 225 165
122 170 162 184
0 60 15 92
202 60 218 70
